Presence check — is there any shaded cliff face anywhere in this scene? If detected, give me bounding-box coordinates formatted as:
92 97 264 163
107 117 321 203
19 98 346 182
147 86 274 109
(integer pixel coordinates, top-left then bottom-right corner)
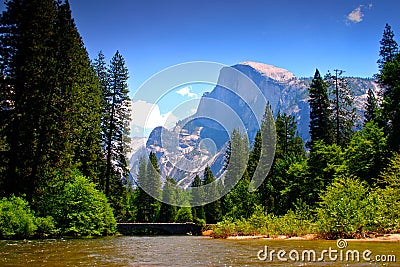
130 61 379 185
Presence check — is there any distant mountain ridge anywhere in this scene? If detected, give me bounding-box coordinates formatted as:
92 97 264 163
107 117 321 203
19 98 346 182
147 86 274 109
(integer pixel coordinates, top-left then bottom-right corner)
129 62 379 185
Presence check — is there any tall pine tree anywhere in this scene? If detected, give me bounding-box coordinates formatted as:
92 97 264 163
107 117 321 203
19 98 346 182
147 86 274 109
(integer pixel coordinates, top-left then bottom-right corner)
377 24 400 152
190 175 206 222
135 153 161 222
378 23 398 70
308 69 331 146
103 51 131 197
275 111 304 158
364 88 378 125
325 70 356 146
379 54 400 151
203 166 222 224
159 177 178 222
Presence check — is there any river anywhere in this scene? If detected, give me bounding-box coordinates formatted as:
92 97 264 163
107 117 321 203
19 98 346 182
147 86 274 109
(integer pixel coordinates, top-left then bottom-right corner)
1 236 399 266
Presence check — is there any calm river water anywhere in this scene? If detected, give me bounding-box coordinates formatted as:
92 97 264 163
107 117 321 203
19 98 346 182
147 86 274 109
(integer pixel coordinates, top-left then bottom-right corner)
0 236 399 266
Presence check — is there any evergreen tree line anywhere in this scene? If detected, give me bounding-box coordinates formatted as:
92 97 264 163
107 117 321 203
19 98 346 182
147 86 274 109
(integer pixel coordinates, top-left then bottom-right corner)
0 0 130 237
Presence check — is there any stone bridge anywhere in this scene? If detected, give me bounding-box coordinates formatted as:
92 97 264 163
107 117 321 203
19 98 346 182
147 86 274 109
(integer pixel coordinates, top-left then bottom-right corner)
117 223 202 235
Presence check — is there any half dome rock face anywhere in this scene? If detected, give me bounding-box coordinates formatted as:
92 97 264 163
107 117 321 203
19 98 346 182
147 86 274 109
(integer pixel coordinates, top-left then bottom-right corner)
240 61 295 82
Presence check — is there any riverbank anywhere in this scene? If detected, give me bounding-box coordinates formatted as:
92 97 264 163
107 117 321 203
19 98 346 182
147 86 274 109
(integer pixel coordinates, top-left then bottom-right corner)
221 233 400 242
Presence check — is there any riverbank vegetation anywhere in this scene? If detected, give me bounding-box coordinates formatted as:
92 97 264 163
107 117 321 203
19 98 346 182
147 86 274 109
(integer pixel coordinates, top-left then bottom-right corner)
0 1 400 240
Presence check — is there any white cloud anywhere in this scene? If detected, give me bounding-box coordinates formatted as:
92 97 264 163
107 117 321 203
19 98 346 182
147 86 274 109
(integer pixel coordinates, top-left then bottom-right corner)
347 6 364 23
346 4 372 24
176 86 198 98
131 100 177 130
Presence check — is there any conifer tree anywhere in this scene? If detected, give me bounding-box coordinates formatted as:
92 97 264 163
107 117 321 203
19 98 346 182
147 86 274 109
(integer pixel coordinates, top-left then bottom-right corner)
135 153 162 223
223 131 256 219
364 88 378 125
190 175 206 221
55 0 103 182
135 157 151 222
325 70 356 146
275 111 304 158
378 23 399 70
93 51 109 160
247 130 262 179
159 177 178 222
308 69 331 146
252 104 276 210
103 51 131 197
223 129 249 191
203 166 222 224
379 54 400 151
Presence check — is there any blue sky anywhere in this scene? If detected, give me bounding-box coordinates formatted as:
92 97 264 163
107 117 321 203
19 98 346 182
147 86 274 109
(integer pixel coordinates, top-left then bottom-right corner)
1 0 399 136
66 0 400 89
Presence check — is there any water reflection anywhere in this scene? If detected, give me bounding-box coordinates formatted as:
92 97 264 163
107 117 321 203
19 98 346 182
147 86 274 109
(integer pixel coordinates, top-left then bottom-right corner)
0 236 399 266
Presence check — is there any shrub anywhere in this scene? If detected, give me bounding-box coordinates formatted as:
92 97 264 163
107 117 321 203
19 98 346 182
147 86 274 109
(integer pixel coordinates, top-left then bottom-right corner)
39 171 117 236
176 207 193 223
35 216 57 238
316 176 374 237
0 196 37 239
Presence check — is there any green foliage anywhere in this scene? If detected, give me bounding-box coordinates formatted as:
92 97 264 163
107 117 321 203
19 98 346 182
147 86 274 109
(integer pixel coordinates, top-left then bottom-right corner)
159 177 178 222
135 154 162 222
190 175 206 221
223 130 258 219
378 23 398 69
0 196 37 239
176 206 193 223
35 216 57 238
261 155 310 215
203 166 222 224
223 129 249 191
308 69 331 145
308 140 344 203
379 54 400 152
325 70 356 146
1 0 103 199
275 111 304 158
316 176 374 236
373 153 400 232
374 187 400 232
259 111 308 214
344 122 388 184
101 51 131 197
39 171 117 236
223 170 258 219
364 89 379 125
379 153 400 187
213 205 315 238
